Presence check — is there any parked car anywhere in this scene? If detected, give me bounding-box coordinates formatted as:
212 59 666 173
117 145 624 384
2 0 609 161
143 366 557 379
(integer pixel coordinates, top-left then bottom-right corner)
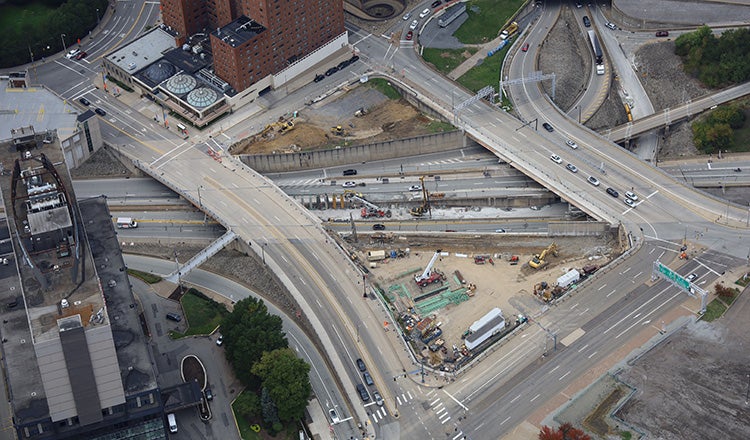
419 8 431 18
325 66 338 76
566 139 578 149
409 185 422 191
655 30 669 37
606 187 619 198
356 383 370 402
550 154 562 164
431 0 441 8
329 408 341 424
205 387 213 401
542 122 554 132
342 169 357 176
566 163 578 173
582 16 591 27
686 273 698 282
78 97 90 106
75 51 87 60
406 30 414 40
95 108 107 116
521 42 529 52
625 191 638 201
410 19 419 30
216 335 224 346
314 74 325 82
166 312 181 322
337 60 349 70
587 176 600 186
342 181 357 188
624 198 637 208
403 12 411 21
372 224 385 230
349 55 359 63
363 371 374 386
356 358 366 371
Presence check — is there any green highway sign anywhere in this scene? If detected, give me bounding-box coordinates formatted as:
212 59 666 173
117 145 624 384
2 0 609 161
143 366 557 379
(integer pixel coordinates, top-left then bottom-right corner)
657 262 690 291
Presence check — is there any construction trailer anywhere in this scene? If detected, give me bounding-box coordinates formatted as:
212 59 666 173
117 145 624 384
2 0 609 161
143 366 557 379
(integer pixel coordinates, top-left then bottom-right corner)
465 309 506 351
556 269 580 289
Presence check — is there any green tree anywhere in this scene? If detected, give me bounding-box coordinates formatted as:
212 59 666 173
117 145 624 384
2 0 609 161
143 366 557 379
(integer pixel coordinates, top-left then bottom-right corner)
260 386 279 426
674 26 750 87
221 297 288 387
710 105 745 129
252 348 312 423
692 120 733 154
233 390 261 420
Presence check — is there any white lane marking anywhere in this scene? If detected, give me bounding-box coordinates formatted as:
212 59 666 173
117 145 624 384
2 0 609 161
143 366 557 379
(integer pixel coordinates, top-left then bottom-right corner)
559 371 571 381
588 351 598 359
530 394 540 402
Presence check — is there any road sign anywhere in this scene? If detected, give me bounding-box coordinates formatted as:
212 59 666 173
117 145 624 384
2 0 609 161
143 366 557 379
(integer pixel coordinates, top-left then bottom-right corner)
656 262 690 291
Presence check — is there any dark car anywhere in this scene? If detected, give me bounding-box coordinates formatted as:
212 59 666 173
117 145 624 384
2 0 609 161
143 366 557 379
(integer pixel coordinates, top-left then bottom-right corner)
521 42 529 52
78 97 90 106
655 30 669 37
356 358 366 372
356 384 370 402
75 51 87 60
431 0 441 7
205 387 213 401
363 371 374 386
373 224 385 231
342 169 357 176
542 122 554 132
166 312 181 322
606 187 619 198
349 55 359 63
337 60 350 70
582 16 591 27
325 66 338 76
314 74 325 82
95 108 106 116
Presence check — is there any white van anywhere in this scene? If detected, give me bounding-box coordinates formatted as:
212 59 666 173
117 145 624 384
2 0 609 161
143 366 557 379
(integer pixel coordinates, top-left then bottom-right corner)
116 217 138 229
167 413 177 433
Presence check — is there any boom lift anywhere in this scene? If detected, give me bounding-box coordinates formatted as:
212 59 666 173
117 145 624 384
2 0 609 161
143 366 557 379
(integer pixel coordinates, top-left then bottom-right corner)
414 250 445 287
528 243 558 269
347 194 392 218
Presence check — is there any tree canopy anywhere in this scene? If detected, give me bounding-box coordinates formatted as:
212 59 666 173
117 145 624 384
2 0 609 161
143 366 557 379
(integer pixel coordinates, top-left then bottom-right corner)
252 348 312 423
538 422 591 440
220 297 288 386
691 104 746 154
674 26 750 88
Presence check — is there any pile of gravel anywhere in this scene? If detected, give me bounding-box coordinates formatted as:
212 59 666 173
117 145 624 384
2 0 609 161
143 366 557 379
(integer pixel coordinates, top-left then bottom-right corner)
70 146 133 179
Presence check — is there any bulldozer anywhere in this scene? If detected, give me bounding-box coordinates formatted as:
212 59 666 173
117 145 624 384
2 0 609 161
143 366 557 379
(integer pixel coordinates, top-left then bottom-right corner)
528 243 558 269
331 125 346 136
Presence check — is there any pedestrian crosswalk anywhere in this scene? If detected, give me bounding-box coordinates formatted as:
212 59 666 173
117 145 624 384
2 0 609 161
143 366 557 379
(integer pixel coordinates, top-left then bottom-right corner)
427 391 465 439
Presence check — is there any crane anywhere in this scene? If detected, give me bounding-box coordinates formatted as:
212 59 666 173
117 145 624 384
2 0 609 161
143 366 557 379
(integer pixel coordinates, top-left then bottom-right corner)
347 194 391 218
414 250 445 287
529 243 558 269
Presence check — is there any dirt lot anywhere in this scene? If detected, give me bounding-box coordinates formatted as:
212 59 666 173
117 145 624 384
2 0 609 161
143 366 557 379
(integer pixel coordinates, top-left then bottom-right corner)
350 233 619 364
615 308 750 440
230 87 445 155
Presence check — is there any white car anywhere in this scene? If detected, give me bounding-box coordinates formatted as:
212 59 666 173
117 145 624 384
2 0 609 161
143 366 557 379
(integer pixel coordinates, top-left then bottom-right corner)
66 48 81 59
403 12 411 20
550 154 562 164
419 8 431 18
587 176 600 186
329 408 341 424
410 19 419 30
686 273 698 282
566 140 578 149
342 181 357 188
216 335 223 346
409 185 422 192
624 198 637 208
625 191 638 201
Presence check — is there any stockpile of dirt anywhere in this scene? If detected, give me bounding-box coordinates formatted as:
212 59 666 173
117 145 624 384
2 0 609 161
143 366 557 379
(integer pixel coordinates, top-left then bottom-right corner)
70 146 133 178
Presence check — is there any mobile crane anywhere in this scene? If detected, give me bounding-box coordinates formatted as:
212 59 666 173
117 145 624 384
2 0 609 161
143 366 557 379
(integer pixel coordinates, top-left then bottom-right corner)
414 250 445 287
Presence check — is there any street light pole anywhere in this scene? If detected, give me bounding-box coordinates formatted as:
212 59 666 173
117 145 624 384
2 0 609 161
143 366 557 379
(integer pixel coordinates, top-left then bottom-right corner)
60 34 67 53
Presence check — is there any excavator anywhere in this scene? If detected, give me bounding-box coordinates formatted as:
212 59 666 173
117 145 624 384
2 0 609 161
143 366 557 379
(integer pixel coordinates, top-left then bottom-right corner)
409 176 431 217
528 243 558 269
260 119 295 136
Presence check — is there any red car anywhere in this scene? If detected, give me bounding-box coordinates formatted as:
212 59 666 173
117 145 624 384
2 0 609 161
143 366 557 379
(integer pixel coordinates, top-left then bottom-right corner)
655 31 669 37
521 42 529 52
406 30 413 40
75 51 87 60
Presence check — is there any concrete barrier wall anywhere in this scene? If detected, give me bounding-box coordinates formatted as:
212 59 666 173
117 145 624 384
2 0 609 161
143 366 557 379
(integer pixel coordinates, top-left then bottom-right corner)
547 221 612 236
239 130 476 173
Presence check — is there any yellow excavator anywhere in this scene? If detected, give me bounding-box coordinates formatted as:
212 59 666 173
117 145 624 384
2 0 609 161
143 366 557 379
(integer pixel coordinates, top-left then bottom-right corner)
410 176 430 217
529 243 558 269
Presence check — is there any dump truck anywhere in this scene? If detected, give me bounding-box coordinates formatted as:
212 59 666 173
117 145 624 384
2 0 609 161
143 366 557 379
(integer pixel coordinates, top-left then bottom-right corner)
500 21 518 40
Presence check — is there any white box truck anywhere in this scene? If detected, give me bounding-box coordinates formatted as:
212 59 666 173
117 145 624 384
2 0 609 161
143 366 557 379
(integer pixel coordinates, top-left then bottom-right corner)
116 217 138 229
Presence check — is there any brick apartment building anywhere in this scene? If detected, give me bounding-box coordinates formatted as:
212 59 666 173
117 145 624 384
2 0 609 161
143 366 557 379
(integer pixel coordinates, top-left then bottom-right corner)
160 0 345 91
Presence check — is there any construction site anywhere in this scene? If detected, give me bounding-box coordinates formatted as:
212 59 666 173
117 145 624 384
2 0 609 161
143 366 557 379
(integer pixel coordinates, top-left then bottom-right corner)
343 228 621 373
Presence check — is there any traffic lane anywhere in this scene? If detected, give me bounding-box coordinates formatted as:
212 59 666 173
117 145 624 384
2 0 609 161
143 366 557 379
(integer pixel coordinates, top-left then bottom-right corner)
125 254 363 440
326 220 552 234
114 222 225 241
73 177 179 198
